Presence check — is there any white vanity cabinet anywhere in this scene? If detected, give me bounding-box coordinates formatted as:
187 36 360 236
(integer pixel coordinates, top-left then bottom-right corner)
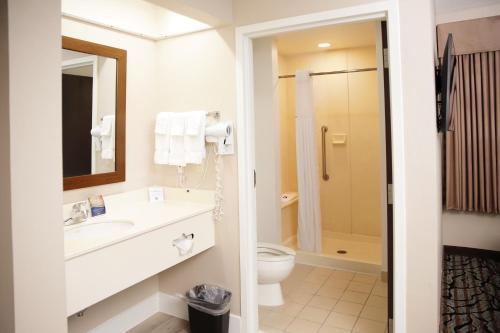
64 188 215 316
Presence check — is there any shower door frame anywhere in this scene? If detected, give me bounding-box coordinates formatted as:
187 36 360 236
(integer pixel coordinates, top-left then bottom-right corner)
235 2 407 332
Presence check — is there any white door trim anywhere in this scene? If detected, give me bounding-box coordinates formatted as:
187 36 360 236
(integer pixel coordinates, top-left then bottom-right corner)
235 1 408 332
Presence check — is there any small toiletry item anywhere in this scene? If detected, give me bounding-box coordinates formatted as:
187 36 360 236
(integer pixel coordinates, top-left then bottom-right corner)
88 195 106 217
148 187 165 202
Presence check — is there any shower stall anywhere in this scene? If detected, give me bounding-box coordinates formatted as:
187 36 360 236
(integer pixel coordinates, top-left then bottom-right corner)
278 45 385 272
253 22 387 275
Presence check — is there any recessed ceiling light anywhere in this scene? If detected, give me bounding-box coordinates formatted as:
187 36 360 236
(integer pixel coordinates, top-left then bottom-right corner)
318 42 331 48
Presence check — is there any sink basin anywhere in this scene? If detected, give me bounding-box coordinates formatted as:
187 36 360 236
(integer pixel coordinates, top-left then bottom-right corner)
65 220 134 241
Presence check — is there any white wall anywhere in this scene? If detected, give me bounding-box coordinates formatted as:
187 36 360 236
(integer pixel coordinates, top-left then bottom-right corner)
443 213 500 251
5 0 68 332
395 0 442 331
435 0 500 24
436 0 500 252
253 38 282 244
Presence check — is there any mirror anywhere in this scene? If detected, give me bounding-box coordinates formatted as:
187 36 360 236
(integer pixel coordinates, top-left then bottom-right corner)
62 37 126 190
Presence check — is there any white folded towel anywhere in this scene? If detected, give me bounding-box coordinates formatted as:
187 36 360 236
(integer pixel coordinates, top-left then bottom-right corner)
100 115 115 160
90 126 102 151
170 113 185 136
184 111 207 164
154 113 171 164
153 111 207 166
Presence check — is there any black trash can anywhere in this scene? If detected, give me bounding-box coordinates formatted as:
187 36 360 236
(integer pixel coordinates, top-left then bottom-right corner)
185 284 232 333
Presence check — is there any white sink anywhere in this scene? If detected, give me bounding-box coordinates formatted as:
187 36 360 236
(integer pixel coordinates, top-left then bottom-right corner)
65 220 134 241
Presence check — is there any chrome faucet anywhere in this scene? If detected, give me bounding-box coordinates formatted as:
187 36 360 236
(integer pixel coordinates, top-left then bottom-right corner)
64 201 90 226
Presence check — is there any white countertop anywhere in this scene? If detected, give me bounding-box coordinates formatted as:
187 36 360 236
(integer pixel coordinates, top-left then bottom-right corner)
64 187 214 260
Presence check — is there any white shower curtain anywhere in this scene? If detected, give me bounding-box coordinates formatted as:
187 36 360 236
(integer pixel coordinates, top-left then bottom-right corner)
295 70 322 253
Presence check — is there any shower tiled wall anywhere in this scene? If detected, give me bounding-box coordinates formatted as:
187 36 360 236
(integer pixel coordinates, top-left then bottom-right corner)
279 46 382 237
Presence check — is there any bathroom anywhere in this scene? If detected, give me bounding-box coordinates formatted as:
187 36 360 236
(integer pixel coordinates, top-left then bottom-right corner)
5 1 500 333
254 20 390 332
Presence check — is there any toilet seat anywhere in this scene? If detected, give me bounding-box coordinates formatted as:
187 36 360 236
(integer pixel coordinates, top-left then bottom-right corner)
257 242 296 262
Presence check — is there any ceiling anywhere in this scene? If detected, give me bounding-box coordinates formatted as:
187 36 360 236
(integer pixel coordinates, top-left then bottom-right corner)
275 21 378 56
62 0 211 40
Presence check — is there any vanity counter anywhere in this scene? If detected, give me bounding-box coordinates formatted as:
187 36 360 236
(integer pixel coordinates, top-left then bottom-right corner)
64 199 213 260
64 187 215 316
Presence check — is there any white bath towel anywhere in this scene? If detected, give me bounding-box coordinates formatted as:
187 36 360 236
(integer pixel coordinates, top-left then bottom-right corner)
154 112 171 164
100 115 115 160
154 111 208 166
184 111 207 164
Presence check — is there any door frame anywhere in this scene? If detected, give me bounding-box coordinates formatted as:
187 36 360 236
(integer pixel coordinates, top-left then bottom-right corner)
235 2 408 332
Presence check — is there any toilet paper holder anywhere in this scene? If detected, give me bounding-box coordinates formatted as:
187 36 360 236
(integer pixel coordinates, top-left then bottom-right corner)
172 233 195 256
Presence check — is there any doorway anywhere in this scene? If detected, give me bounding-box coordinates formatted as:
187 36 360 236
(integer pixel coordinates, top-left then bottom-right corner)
235 4 405 332
253 20 392 333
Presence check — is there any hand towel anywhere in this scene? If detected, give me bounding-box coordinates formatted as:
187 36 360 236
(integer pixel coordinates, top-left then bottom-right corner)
184 111 207 164
153 111 207 166
167 113 187 166
170 113 185 136
100 115 115 160
90 126 102 151
154 113 171 164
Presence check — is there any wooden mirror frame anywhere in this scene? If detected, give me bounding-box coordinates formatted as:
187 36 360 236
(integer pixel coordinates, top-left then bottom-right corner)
62 36 126 191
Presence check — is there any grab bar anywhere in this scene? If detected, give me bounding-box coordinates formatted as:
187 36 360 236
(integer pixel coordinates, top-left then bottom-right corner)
321 126 329 181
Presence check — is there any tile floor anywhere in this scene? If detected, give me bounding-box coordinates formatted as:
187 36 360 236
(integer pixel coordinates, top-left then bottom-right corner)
127 313 188 333
259 264 388 333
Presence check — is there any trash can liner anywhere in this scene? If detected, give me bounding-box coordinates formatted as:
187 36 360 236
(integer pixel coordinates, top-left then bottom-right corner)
185 284 232 315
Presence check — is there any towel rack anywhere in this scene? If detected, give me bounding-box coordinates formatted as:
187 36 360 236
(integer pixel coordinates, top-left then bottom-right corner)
207 111 220 119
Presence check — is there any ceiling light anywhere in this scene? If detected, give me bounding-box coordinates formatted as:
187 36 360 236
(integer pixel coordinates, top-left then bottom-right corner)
318 42 331 48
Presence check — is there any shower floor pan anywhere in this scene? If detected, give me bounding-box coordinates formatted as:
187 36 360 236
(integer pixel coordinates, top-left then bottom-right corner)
287 232 382 274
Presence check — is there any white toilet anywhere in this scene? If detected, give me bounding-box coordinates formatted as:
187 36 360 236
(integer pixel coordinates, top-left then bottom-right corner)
257 242 296 306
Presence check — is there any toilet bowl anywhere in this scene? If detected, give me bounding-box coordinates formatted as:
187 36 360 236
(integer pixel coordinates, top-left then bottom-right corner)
257 242 296 306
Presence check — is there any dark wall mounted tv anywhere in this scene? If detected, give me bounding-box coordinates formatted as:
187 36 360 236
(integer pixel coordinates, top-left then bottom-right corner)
436 33 455 133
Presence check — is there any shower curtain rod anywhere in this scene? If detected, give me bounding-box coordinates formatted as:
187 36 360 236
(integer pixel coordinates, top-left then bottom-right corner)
278 67 377 79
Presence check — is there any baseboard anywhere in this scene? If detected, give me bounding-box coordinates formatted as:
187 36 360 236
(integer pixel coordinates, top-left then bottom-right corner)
89 293 159 333
86 292 241 333
380 270 388 282
443 245 500 260
159 292 241 333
